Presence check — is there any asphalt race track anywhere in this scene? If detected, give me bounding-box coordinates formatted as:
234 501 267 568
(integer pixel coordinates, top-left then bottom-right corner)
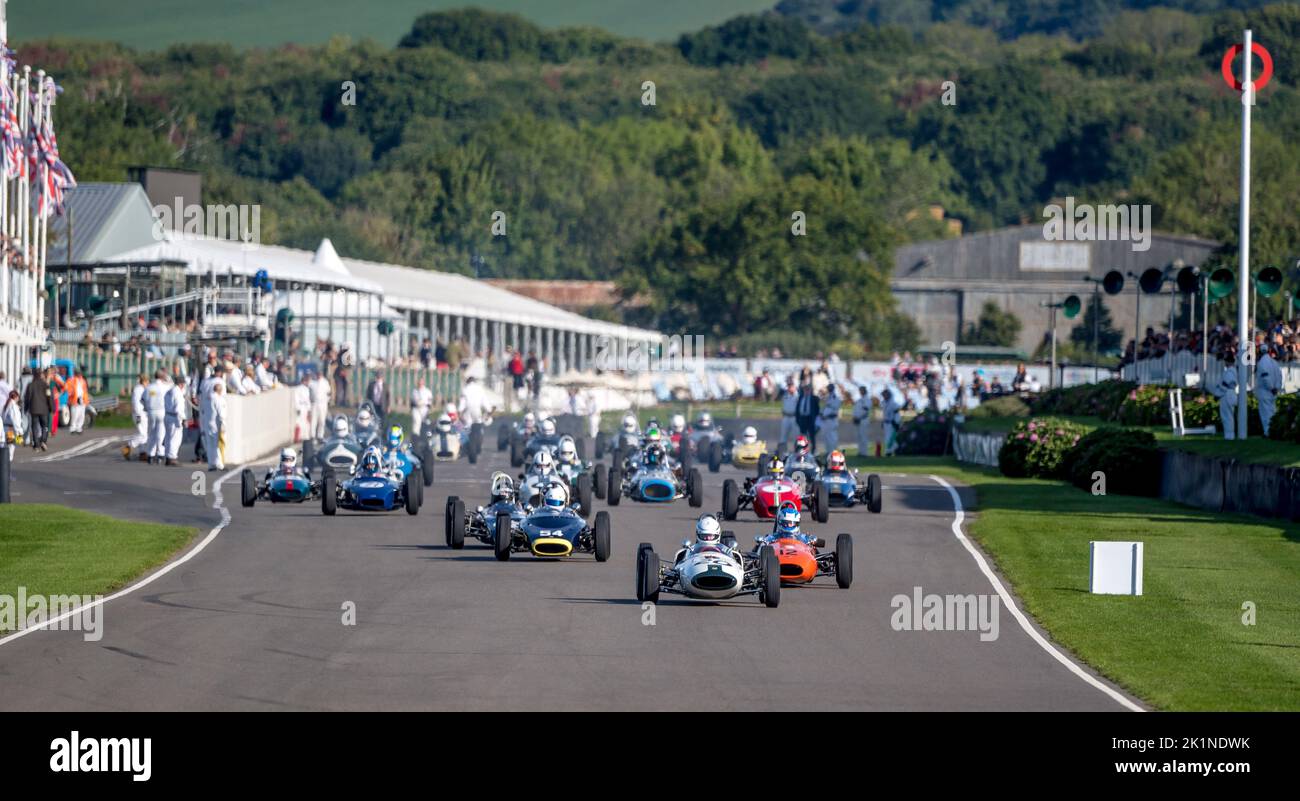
0 423 1141 711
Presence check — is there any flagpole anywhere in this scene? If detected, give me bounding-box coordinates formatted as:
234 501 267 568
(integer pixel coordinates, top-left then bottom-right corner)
18 63 27 325
1236 30 1252 440
34 68 44 331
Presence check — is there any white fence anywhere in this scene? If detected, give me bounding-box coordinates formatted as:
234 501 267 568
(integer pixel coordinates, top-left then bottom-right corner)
1121 351 1300 393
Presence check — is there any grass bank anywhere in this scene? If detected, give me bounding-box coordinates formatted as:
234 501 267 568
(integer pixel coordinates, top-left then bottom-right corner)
850 455 1300 710
0 504 197 632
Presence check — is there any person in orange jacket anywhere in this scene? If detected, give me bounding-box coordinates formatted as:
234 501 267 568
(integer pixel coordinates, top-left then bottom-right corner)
67 369 90 434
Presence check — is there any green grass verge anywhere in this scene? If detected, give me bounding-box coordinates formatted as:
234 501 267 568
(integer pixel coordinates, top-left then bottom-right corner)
849 455 1300 711
959 413 1300 467
0 504 197 632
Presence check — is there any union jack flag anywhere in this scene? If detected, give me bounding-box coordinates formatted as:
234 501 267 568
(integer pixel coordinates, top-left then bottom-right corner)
0 47 23 178
31 78 76 218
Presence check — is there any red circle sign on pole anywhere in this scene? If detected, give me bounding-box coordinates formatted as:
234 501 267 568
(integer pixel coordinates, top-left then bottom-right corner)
1221 42 1273 92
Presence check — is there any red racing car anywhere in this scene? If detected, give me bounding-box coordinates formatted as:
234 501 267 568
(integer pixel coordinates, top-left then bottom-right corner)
720 456 829 523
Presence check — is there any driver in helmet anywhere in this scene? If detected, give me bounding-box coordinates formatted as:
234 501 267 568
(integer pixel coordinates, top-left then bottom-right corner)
267 446 307 480
531 449 555 478
620 414 639 436
765 454 785 478
792 435 811 458
332 416 351 440
558 437 578 466
435 413 453 434
444 403 459 426
521 411 538 436
643 442 665 467
358 445 384 476
489 472 517 505
355 407 376 441
759 503 811 546
670 414 687 434
643 425 662 448
383 425 406 471
827 450 847 473
540 418 557 438
542 482 569 511
690 514 735 554
740 426 758 445
695 411 714 431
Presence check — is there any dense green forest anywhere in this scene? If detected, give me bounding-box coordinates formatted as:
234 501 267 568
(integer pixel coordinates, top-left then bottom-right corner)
23 3 1300 350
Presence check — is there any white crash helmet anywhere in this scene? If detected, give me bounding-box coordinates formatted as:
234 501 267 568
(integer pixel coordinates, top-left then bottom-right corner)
558 437 577 463
541 418 557 437
490 472 516 502
357 408 373 427
621 414 638 434
279 447 297 470
697 411 713 429
436 414 453 433
444 402 458 421
543 482 568 509
333 417 350 438
523 412 536 429
533 450 554 475
695 514 721 543
670 414 686 433
741 425 758 445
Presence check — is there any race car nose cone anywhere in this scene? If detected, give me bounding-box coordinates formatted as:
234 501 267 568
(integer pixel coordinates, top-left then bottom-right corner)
692 571 737 591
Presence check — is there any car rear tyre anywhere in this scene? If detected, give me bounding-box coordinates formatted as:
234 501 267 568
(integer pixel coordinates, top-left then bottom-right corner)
722 479 739 520
688 468 703 508
574 437 586 462
607 468 621 506
594 437 605 459
421 453 435 486
636 543 659 604
835 533 853 588
497 423 509 451
494 511 512 561
867 473 882 513
757 452 768 478
593 463 607 499
760 546 781 608
448 497 466 549
593 511 611 562
469 424 483 462
708 441 722 472
510 436 523 468
302 440 315 468
814 481 829 524
721 530 737 550
240 469 256 508
321 476 337 516
577 473 593 517
405 474 420 515
679 441 692 474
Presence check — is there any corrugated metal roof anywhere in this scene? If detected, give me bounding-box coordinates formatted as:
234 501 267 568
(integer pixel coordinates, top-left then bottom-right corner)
893 224 1221 283
46 183 159 266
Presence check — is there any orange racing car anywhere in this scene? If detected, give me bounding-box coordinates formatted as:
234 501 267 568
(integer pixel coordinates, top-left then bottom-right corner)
752 502 852 587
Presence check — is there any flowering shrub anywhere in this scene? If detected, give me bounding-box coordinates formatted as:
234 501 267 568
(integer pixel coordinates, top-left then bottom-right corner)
1032 380 1134 420
895 411 950 455
998 417 1088 479
1063 428 1160 496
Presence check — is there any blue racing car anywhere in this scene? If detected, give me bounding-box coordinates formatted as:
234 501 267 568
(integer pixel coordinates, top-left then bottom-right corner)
491 481 610 561
819 450 883 512
241 448 319 506
322 446 421 515
606 442 702 508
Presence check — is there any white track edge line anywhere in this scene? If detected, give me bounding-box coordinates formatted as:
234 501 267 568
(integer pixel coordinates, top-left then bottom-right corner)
928 474 1145 712
0 464 246 648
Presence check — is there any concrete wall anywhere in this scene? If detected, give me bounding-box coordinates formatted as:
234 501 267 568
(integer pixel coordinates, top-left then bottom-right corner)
224 387 296 464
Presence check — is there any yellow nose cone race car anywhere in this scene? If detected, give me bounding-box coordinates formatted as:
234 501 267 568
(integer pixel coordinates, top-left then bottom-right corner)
731 439 768 470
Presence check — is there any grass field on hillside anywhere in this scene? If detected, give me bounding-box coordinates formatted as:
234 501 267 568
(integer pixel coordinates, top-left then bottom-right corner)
851 455 1300 711
11 0 778 49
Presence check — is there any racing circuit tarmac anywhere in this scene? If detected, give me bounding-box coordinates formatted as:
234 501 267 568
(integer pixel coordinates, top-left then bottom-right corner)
0 422 1142 711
